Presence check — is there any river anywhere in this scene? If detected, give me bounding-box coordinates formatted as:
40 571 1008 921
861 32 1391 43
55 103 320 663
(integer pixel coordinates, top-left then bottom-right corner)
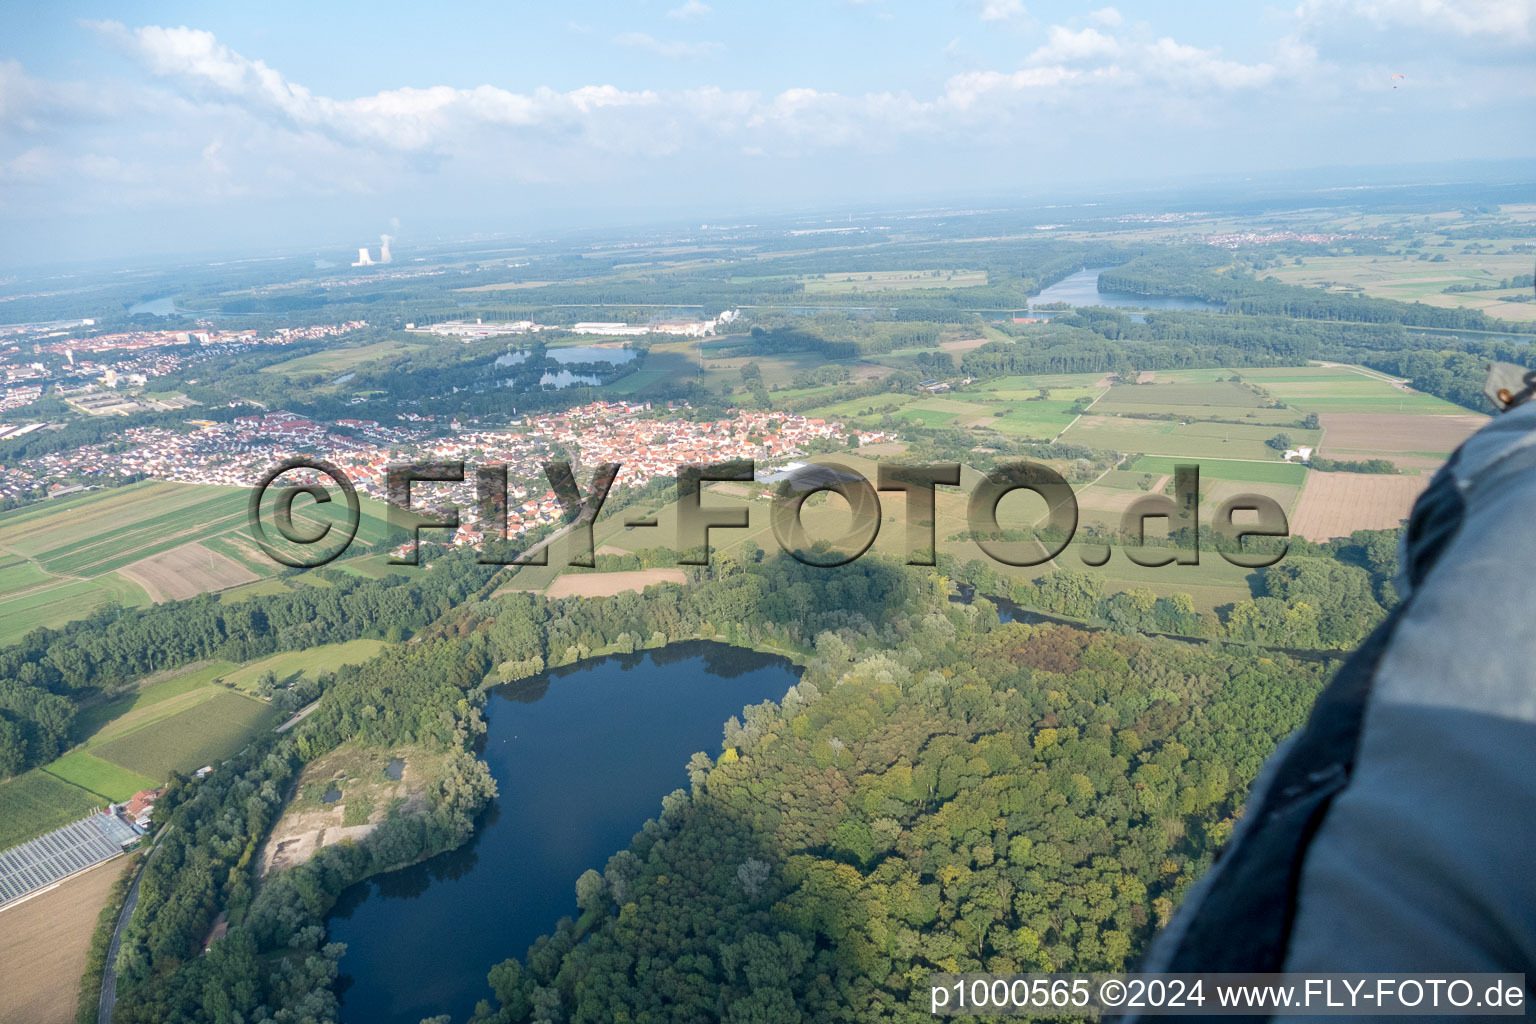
1030 267 1224 312
325 642 800 1024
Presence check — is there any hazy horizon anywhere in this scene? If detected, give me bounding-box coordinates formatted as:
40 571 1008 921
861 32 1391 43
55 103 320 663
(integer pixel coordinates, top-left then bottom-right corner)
2 1 1533 265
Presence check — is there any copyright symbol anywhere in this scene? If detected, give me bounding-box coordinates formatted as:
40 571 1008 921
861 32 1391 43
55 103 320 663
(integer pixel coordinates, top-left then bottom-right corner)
247 457 360 568
1100 979 1126 1007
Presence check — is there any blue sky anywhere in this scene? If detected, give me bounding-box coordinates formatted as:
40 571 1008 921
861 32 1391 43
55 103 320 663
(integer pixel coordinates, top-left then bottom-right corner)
0 1 1532 263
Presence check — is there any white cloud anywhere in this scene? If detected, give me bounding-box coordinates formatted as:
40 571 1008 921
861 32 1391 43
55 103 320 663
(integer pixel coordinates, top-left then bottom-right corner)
1294 0 1536 41
89 21 667 153
1028 26 1122 63
1144 37 1276 88
21 12 1500 220
979 0 1028 22
613 32 723 60
1090 7 1124 26
942 66 1081 110
0 59 124 132
0 146 148 184
666 0 712 21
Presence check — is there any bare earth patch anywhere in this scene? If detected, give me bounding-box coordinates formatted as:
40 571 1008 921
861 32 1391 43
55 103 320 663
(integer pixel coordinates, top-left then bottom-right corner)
1290 472 1431 541
855 441 910 456
1318 413 1487 458
119 541 260 602
940 335 994 354
544 569 687 599
258 747 423 877
0 857 129 1024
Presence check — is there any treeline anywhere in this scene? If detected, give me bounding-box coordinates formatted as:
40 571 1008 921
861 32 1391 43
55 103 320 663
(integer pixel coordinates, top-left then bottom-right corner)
742 319 942 359
1098 251 1535 333
1444 274 1533 293
960 308 1522 414
0 553 499 779
106 554 936 1022
459 565 1330 1022
154 335 655 425
959 317 1324 378
110 648 499 1024
947 528 1400 652
1310 456 1397 473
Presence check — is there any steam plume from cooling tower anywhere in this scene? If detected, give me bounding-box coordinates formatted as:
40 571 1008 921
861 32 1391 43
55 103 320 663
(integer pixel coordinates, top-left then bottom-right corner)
379 234 393 263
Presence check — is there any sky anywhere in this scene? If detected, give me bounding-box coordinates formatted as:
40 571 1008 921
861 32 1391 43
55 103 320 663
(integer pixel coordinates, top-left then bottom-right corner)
0 0 1532 264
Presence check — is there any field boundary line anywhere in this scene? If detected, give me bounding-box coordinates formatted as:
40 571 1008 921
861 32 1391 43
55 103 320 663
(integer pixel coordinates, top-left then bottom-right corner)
1053 384 1111 442
0 853 123 916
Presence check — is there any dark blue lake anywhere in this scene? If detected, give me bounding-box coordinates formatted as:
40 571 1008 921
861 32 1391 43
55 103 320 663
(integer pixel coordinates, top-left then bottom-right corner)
326 642 800 1024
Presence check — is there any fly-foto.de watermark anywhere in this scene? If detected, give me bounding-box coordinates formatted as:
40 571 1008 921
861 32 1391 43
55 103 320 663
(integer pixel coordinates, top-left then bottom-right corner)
247 457 1291 570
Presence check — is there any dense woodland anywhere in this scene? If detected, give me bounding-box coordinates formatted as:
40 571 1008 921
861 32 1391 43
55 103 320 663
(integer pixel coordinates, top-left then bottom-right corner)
942 527 1400 653
457 560 1331 1023
1099 250 1535 334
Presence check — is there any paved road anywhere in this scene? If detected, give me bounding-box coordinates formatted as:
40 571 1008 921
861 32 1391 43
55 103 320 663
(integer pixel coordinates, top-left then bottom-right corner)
275 699 322 733
98 828 169 1024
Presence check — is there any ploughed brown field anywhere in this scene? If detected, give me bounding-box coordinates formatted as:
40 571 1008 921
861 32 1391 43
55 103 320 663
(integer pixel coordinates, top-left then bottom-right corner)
118 541 260 601
543 568 688 599
939 335 994 354
1290 471 1432 541
1318 413 1488 459
0 857 129 1024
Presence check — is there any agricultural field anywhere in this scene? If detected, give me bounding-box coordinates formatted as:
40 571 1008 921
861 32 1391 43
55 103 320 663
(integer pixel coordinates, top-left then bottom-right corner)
0 771 103 851
116 542 259 601
218 638 390 693
259 339 427 376
1260 251 1536 321
1290 472 1432 541
1130 456 1308 485
1062 415 1318 462
1236 365 1470 415
544 569 687 599
526 360 1479 614
90 691 278 780
43 752 157 804
1096 379 1266 411
70 661 237 744
0 479 401 643
0 575 149 648
513 451 1263 612
0 480 339 644
0 857 130 1024
796 268 988 294
802 373 1109 442
0 482 252 574
602 345 698 396
4 642 387 849
938 332 999 354
1315 412 1487 470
